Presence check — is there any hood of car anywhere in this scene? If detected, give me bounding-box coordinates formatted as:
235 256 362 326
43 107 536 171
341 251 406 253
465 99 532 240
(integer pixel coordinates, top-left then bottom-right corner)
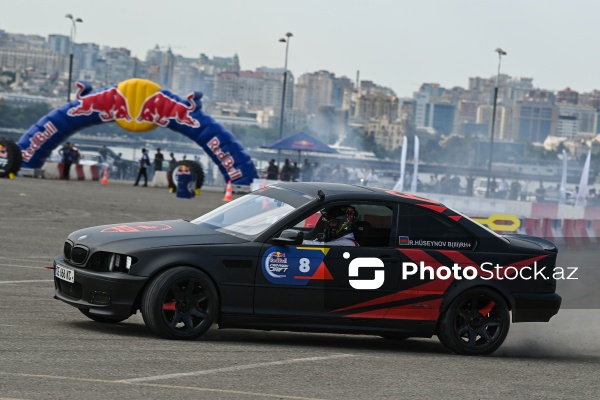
67 219 248 252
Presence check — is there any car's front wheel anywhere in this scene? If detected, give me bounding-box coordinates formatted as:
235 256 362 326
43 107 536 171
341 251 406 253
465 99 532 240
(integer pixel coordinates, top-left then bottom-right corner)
141 267 218 340
437 287 510 355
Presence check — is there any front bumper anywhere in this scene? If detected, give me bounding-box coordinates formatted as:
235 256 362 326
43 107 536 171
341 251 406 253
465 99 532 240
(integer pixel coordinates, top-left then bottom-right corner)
54 261 147 319
511 292 562 322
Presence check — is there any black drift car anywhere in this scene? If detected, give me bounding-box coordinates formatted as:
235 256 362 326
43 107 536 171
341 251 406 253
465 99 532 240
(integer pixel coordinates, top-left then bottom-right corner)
54 182 561 355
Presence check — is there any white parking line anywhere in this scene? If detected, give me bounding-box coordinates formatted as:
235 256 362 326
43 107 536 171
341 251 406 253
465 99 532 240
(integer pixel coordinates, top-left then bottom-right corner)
120 354 356 383
0 280 53 284
0 371 326 399
0 256 50 261
0 263 46 269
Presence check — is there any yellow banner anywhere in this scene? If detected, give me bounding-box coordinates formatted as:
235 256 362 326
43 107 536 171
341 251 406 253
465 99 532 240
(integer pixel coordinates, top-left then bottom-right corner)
471 214 520 232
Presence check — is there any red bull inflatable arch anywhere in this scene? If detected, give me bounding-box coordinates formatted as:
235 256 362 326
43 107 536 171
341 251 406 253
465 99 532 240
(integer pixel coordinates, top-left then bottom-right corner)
16 78 257 185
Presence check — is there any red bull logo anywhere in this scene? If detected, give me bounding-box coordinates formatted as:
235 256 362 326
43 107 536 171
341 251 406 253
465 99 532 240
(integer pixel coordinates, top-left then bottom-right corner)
176 165 191 174
136 92 200 128
293 140 318 150
207 137 243 180
21 121 58 162
269 251 288 264
68 82 131 122
100 224 172 233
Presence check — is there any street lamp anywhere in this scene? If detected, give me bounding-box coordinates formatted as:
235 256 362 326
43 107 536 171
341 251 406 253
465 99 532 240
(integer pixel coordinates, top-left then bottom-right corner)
65 13 83 102
485 47 507 198
277 32 293 166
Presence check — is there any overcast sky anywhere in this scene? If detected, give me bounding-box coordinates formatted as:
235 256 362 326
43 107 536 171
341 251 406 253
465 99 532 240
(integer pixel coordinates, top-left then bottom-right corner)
2 0 598 97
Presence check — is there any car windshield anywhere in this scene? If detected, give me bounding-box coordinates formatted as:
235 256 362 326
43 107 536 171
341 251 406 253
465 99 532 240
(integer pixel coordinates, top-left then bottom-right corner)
191 194 297 239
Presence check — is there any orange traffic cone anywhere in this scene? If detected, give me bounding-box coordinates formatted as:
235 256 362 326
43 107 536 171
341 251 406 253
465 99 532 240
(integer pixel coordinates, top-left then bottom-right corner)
101 166 109 185
223 180 233 201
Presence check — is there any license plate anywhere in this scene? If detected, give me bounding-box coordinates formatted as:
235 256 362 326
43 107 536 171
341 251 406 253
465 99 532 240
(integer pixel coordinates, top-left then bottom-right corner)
55 264 74 283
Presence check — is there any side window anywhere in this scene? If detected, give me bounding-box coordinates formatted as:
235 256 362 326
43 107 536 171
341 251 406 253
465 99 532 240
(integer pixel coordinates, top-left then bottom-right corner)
294 211 322 230
398 204 476 250
353 204 394 248
291 203 394 247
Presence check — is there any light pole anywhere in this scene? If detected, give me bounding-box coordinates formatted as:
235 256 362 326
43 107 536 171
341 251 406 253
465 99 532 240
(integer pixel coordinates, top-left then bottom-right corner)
277 32 292 166
485 47 507 198
65 13 83 102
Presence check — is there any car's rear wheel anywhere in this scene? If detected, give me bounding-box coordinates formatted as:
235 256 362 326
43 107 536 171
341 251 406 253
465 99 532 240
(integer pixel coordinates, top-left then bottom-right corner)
141 267 218 340
79 309 129 323
437 287 509 355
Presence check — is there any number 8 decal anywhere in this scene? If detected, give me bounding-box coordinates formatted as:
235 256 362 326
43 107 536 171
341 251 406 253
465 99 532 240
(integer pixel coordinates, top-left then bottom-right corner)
299 258 311 273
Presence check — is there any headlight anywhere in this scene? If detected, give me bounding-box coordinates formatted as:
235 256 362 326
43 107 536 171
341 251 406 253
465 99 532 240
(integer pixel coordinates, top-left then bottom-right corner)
89 252 136 273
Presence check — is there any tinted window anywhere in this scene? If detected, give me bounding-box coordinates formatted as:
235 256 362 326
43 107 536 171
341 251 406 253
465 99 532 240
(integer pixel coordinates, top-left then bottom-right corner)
398 204 475 250
293 203 394 247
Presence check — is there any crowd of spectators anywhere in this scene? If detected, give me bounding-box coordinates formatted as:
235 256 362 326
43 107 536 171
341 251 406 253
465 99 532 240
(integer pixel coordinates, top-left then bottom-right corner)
261 158 379 186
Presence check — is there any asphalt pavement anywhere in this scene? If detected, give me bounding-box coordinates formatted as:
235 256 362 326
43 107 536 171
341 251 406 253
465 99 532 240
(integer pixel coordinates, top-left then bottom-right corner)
0 178 598 399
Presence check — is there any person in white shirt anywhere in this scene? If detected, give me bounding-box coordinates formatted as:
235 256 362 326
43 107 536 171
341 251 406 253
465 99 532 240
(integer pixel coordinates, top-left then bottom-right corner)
363 168 379 187
303 205 359 246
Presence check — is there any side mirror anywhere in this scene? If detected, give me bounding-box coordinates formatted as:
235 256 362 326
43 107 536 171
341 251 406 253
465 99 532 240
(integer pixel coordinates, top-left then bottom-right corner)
273 229 304 245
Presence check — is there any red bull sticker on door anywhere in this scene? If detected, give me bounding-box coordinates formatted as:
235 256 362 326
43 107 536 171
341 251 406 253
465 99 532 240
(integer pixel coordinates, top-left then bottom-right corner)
262 246 333 285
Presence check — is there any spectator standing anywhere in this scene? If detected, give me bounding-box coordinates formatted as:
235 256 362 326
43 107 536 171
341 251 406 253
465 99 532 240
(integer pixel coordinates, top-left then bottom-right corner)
291 162 300 181
169 152 177 170
312 162 324 181
520 180 531 201
430 174 440 192
363 168 379 187
347 167 358 184
134 148 151 187
509 180 521 200
266 159 279 180
535 182 546 202
71 145 81 165
99 145 109 163
60 142 73 180
153 148 165 171
301 159 312 182
115 152 126 180
498 178 509 199
466 175 475 197
280 159 293 181
490 178 498 197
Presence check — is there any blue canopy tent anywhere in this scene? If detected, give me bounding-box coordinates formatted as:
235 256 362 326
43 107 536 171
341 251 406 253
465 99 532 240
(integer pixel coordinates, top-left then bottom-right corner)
262 132 337 162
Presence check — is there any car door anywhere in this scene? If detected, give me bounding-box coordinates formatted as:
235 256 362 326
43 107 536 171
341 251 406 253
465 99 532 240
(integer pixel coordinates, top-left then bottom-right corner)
253 202 401 320
319 202 401 319
386 203 478 322
253 209 330 317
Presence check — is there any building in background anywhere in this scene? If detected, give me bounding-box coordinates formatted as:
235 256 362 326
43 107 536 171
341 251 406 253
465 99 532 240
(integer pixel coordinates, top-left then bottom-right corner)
513 100 558 142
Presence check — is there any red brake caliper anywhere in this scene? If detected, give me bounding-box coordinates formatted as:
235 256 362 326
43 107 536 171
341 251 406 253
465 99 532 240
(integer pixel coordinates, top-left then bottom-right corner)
162 302 176 311
479 301 496 316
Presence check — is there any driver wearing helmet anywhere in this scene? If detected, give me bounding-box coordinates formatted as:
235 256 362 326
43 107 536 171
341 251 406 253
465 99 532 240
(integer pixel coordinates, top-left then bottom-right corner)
303 205 359 246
